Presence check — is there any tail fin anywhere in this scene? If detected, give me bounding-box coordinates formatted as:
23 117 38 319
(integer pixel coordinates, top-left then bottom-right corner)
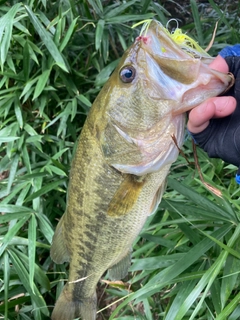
51 284 97 320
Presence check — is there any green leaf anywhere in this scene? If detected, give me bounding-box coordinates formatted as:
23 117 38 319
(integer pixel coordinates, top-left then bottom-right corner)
130 253 184 271
33 69 51 100
0 215 29 256
167 178 237 222
28 214 37 292
24 178 65 202
0 235 49 249
20 77 39 100
23 41 30 80
0 205 33 215
7 154 19 194
8 250 49 316
46 165 67 177
95 19 105 51
4 252 10 320
95 59 119 87
77 94 92 108
24 5 68 72
109 225 231 319
0 3 21 68
14 97 23 128
190 0 204 45
36 212 54 244
105 13 155 24
165 264 205 320
0 136 19 142
59 17 78 52
11 247 50 290
87 0 103 17
221 237 240 308
105 0 137 18
143 298 153 320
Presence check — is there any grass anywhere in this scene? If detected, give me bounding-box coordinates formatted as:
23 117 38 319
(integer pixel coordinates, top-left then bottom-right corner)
0 0 240 319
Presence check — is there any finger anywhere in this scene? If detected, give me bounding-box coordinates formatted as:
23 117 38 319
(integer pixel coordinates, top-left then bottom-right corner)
209 55 229 73
187 96 236 133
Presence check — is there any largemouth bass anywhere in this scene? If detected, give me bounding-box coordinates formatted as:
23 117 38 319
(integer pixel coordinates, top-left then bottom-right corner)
50 20 233 320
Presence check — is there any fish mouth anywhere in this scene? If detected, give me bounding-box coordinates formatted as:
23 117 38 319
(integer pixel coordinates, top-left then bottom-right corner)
135 20 233 115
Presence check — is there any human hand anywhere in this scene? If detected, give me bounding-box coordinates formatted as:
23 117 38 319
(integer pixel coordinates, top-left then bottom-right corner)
187 45 240 178
187 55 236 134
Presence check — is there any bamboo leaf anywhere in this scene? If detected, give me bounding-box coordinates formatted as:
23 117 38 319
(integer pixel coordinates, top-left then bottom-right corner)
14 97 23 128
190 0 204 45
36 212 54 244
4 252 10 320
95 19 105 51
105 13 154 24
221 237 240 308
0 136 19 142
59 17 78 52
28 214 37 292
8 250 49 316
77 94 92 108
109 225 231 319
0 215 29 256
12 247 50 290
24 178 65 202
24 5 68 72
105 0 137 18
87 0 103 16
0 3 21 68
33 69 51 100
7 154 19 194
167 178 237 222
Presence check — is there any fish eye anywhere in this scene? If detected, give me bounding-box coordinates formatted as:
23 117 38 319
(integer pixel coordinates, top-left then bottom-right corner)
119 66 136 83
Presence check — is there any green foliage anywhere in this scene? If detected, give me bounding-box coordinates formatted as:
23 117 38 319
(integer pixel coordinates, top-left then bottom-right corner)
0 0 240 319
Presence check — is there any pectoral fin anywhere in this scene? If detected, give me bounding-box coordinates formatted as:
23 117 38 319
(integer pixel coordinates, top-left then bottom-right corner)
107 175 145 217
108 250 132 280
50 214 70 264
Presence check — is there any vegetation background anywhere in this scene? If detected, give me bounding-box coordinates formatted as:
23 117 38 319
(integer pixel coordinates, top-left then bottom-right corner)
0 0 240 319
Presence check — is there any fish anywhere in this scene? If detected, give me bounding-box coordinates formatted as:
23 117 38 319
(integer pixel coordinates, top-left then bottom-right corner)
50 20 233 320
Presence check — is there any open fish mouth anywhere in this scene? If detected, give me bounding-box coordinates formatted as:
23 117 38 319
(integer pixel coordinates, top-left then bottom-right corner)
133 20 233 114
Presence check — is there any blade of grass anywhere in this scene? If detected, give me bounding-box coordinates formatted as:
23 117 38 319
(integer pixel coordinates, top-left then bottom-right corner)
8 249 49 316
7 154 19 194
28 214 37 293
0 215 30 256
109 225 231 319
190 0 204 45
24 5 68 72
12 248 50 290
95 19 105 51
4 252 10 320
33 69 51 100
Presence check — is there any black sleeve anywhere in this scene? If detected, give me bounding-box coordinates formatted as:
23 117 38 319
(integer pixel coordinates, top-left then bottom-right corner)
190 57 240 168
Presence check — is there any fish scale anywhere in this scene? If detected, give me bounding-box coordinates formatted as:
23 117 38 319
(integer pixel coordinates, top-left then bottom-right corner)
50 20 233 320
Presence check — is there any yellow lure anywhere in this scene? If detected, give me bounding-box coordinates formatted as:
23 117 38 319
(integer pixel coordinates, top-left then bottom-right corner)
132 19 210 58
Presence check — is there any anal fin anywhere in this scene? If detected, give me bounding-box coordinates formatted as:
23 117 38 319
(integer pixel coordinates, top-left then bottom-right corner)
108 250 132 280
50 214 70 264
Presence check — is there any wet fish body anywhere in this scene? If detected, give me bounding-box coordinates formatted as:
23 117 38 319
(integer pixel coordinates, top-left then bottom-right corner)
50 20 232 320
